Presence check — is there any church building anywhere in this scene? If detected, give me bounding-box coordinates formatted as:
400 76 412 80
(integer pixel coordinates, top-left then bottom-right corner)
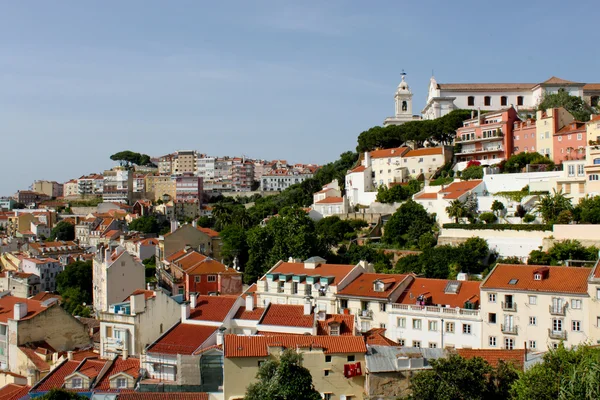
383 71 422 126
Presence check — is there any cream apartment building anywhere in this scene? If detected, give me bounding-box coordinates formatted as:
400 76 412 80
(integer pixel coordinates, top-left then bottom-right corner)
369 147 410 187
480 264 592 352
535 108 574 160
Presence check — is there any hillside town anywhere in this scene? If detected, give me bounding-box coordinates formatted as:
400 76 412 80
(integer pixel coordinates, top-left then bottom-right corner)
0 70 599 400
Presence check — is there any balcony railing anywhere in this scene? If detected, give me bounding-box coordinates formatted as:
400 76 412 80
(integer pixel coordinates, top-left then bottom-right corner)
548 329 567 340
501 302 517 312
457 146 504 155
549 305 567 316
501 324 518 335
358 309 373 320
390 303 480 317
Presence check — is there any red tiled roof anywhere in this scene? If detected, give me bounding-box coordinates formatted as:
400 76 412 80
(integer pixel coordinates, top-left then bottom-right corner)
349 165 366 173
189 296 238 322
19 347 51 371
337 273 410 299
118 394 209 400
370 147 410 159
71 349 99 361
29 292 62 302
147 323 217 355
197 227 219 238
555 121 586 134
224 334 367 357
315 197 344 204
585 84 600 91
0 384 30 400
124 289 155 302
456 349 526 370
404 148 443 157
440 180 483 200
540 76 581 85
193 344 223 356
316 314 354 336
362 328 398 346
259 304 313 328
482 264 590 294
94 357 140 390
186 258 237 276
265 262 357 285
0 296 49 324
397 278 481 308
35 360 80 391
139 238 158 246
165 249 187 263
414 192 438 200
437 83 536 91
234 306 265 321
75 358 107 379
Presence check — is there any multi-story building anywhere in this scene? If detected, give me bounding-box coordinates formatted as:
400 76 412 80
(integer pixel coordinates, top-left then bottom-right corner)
99 289 182 358
511 118 537 155
586 114 600 144
402 147 451 179
133 173 146 193
25 240 85 259
93 245 145 313
102 168 133 204
260 169 313 191
0 271 40 298
77 174 104 196
535 107 575 161
414 179 485 224
455 107 518 164
585 143 600 195
63 179 79 198
423 76 600 120
158 153 175 176
21 257 63 292
554 159 587 200
32 181 63 198
553 121 587 164
369 147 410 187
157 224 222 274
174 174 202 202
480 264 591 352
144 175 176 202
13 191 50 207
231 158 255 191
196 156 216 181
0 197 16 211
172 150 197 175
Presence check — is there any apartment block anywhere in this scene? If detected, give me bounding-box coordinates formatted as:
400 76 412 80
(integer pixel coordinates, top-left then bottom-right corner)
21 258 63 292
102 168 133 204
32 181 63 198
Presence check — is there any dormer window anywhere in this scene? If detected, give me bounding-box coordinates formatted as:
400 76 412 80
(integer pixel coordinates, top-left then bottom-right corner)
534 273 541 281
72 377 83 389
116 378 127 388
374 281 385 292
329 323 340 336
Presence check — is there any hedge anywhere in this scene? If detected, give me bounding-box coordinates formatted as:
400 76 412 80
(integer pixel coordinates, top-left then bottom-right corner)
442 223 552 232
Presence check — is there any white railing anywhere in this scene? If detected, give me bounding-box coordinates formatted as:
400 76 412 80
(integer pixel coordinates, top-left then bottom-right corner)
390 303 479 317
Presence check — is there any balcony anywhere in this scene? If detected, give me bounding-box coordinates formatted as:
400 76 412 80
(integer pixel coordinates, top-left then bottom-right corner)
501 302 517 312
549 305 567 316
548 329 567 340
389 303 480 318
456 146 505 156
358 309 373 320
501 324 518 335
455 133 504 144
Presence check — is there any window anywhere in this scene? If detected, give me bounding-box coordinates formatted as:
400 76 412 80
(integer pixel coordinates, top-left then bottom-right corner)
106 326 113 338
488 293 496 303
330 325 340 336
529 296 537 305
484 96 491 106
590 175 599 181
534 273 542 280
72 378 83 389
292 282 298 294
322 394 332 400
413 341 421 348
567 134 572 140
428 321 438 331
501 96 508 106
195 276 200 283
517 96 524 106
488 313 497 324
347 355 355 362
558 136 562 142
413 319 422 330
446 322 455 333
568 165 575 176
379 303 386 312
572 321 581 331
504 338 514 350
116 378 127 388
529 340 537 349
462 324 472 334
397 317 406 328
324 369 331 377
207 275 217 282
578 164 584 176
529 317 537 326
398 339 405 346
429 342 438 348
325 355 332 363
553 318 563 332
571 299 582 309
340 299 348 309
468 96 475 106
489 336 497 347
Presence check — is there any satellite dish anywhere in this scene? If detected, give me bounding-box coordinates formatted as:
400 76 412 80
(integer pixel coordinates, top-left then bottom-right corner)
313 283 321 291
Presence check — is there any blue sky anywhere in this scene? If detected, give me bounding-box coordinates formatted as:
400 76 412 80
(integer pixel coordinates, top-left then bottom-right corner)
1 0 598 195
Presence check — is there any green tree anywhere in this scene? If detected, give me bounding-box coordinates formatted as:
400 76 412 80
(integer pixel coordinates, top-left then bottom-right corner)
245 349 322 400
538 89 594 122
527 249 552 265
446 200 468 223
128 215 160 234
503 152 555 173
56 260 92 316
335 243 392 272
315 216 357 248
110 150 156 167
196 216 215 228
479 212 497 224
220 225 249 269
461 165 484 180
523 214 535 223
535 190 573 224
143 256 156 281
491 200 505 216
383 200 434 248
49 221 75 241
573 195 600 223
514 204 527 221
38 388 89 400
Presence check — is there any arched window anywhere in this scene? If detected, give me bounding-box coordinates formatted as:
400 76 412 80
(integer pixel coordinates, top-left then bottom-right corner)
467 96 475 106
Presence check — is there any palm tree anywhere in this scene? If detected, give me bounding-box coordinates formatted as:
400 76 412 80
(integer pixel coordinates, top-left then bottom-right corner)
535 189 573 224
446 200 468 223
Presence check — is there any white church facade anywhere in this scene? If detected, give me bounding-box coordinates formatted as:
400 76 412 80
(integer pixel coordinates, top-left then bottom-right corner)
383 72 422 126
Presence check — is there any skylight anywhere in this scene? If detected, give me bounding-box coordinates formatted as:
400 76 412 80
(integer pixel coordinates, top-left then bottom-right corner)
508 279 518 285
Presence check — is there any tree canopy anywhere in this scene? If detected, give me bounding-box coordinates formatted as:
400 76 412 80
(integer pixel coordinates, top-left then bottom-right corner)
56 260 93 317
38 389 88 400
50 221 75 241
527 240 598 266
376 180 421 204
535 190 573 224
538 89 595 122
245 349 321 400
502 152 554 173
383 200 435 249
110 150 156 167
129 215 160 234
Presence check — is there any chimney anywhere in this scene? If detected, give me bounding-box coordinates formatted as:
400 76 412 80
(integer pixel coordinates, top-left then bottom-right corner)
182 303 190 320
304 299 312 315
170 220 178 233
363 151 371 168
216 328 225 346
470 110 474 119
130 293 145 315
13 303 27 320
52 352 58 364
122 348 128 360
67 351 73 361
190 292 198 309
245 294 254 311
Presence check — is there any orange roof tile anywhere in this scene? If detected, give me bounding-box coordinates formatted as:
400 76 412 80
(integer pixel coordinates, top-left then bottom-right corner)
482 264 590 294
316 314 354 336
124 289 155 302
75 358 107 379
234 306 265 321
197 227 219 238
147 323 217 355
29 292 62 302
440 180 483 200
193 344 223 356
71 349 100 361
338 273 410 299
397 278 481 308
540 76 581 85
224 334 367 357
118 394 209 400
315 197 344 204
265 261 357 285
189 296 238 322
370 147 410 159
259 304 313 328
349 165 366 173
0 384 30 400
18 346 51 371
555 121 587 134
34 359 80 391
185 258 236 276
0 296 49 324
415 192 438 200
585 84 600 91
404 148 443 157
94 357 140 390
456 348 526 370
362 328 398 346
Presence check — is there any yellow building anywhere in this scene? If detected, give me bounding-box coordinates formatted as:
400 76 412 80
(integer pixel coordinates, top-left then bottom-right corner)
223 334 367 400
535 107 574 160
587 114 600 144
145 175 176 202
585 144 600 195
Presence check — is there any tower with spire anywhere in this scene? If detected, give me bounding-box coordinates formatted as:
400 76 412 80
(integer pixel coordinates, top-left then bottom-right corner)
383 70 420 126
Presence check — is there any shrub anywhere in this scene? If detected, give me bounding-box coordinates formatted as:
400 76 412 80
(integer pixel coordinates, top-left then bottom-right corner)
523 214 535 223
479 212 498 224
442 223 551 232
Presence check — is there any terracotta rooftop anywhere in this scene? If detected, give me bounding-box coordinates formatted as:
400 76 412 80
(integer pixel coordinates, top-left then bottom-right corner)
233 306 265 321
349 165 366 173
555 121 587 134
439 180 483 200
118 394 209 400
584 83 600 91
337 273 410 299
414 192 438 200
315 197 344 204
259 304 314 328
0 296 49 324
316 314 355 336
397 278 480 308
197 227 219 238
189 295 238 322
147 323 217 355
124 289 156 302
370 147 410 159
224 334 367 357
18 346 51 371
456 348 526 370
264 261 357 285
34 359 80 391
94 357 141 390
362 328 398 346
437 83 536 91
404 147 443 157
482 264 590 294
539 76 582 86
0 384 30 400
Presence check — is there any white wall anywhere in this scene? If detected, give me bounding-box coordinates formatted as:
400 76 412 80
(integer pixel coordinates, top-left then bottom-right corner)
483 171 562 193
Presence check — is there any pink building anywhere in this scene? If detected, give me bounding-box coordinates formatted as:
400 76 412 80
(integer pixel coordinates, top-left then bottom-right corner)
455 107 519 163
553 121 587 164
175 173 203 202
511 118 537 155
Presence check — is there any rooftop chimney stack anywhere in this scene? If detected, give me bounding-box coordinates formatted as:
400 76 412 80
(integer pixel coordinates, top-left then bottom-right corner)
13 303 27 320
245 294 254 311
122 348 128 360
67 351 74 361
190 292 198 309
304 299 312 315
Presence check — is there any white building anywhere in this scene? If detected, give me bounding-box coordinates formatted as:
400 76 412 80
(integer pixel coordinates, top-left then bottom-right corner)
402 147 452 180
21 257 63 292
260 170 313 192
93 245 145 313
102 168 133 204
383 72 421 126
345 164 376 208
414 179 485 224
480 264 593 352
312 181 348 218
